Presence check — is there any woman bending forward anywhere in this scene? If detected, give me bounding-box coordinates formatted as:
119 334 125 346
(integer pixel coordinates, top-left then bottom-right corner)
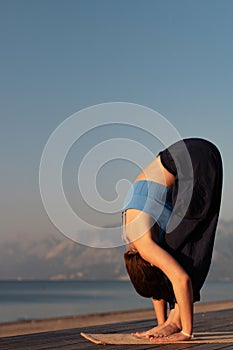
123 138 223 342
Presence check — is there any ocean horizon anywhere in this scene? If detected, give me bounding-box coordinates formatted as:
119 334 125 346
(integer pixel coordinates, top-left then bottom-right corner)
0 280 233 323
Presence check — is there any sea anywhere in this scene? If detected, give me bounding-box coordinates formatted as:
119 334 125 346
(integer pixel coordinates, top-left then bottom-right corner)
0 280 233 323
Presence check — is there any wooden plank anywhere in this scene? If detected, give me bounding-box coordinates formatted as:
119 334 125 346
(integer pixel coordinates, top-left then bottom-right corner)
0 308 232 350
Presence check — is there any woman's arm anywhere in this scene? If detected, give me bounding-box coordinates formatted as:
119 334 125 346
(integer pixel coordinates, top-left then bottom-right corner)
152 299 167 325
132 231 193 337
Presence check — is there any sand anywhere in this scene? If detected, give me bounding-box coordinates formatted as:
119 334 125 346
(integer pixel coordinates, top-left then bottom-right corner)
0 300 233 338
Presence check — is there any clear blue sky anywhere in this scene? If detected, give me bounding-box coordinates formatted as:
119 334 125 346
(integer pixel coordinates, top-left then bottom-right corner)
1 0 233 241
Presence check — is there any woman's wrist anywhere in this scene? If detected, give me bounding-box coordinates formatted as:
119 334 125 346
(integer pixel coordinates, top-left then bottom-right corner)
181 330 193 338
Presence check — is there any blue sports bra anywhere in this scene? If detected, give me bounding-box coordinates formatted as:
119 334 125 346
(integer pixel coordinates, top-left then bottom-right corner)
122 180 173 243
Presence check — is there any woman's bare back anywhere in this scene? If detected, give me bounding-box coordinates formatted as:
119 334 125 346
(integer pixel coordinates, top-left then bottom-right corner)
134 156 174 188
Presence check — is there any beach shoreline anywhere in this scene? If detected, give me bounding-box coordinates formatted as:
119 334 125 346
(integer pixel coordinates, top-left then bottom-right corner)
0 300 233 338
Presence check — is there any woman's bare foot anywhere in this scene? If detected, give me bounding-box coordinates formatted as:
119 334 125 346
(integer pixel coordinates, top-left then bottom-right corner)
133 304 182 339
149 305 181 339
132 323 164 338
133 308 176 338
149 322 181 338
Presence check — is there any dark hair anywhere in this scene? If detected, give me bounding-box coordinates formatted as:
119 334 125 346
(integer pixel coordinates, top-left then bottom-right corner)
124 251 175 304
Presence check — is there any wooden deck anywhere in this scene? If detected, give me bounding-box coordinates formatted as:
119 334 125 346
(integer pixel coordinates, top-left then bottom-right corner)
0 308 233 349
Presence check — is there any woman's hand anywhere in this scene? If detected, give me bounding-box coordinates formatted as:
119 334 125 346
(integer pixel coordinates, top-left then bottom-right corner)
150 330 193 342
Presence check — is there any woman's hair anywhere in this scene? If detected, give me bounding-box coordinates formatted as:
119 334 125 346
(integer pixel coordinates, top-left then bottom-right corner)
124 251 175 304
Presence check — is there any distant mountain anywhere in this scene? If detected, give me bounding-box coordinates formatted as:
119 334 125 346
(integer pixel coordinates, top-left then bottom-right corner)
207 220 233 281
0 232 127 280
0 219 232 281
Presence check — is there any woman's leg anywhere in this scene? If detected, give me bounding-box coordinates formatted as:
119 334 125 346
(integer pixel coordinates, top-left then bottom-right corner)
153 299 167 325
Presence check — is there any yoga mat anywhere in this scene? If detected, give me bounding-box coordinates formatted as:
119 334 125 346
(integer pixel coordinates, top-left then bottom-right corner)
81 331 233 345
